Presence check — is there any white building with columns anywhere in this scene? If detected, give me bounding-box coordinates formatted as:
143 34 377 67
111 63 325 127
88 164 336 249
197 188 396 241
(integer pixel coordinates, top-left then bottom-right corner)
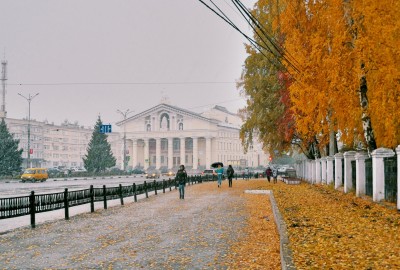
117 103 268 172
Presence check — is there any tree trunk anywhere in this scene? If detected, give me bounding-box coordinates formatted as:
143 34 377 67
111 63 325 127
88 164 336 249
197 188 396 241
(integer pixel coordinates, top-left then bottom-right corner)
342 0 377 152
359 63 377 152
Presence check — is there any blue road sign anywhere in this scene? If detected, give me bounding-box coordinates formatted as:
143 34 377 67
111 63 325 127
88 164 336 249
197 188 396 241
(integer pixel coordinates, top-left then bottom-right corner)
100 124 112 133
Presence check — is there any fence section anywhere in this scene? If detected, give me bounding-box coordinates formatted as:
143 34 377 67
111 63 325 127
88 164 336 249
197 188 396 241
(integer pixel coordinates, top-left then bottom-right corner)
384 156 397 203
0 175 224 227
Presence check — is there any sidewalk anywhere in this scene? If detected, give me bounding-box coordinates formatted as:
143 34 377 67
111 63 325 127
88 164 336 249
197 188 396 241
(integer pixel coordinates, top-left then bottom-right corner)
0 180 279 269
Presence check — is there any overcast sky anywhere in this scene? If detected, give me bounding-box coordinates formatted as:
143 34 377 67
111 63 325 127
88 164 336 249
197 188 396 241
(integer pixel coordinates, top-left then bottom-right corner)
1 0 255 129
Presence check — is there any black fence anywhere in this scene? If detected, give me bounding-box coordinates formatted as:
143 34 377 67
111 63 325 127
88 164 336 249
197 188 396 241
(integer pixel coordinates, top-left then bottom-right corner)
0 174 250 228
365 158 373 196
0 176 207 228
384 156 397 203
351 160 356 190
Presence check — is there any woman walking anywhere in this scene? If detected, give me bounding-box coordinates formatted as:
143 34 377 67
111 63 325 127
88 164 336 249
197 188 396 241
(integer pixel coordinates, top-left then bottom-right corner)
216 165 224 187
176 165 187 199
227 165 234 187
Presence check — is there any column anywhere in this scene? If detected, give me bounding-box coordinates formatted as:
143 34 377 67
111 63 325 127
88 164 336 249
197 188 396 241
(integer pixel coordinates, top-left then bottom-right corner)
168 137 173 169
144 138 149 170
372 148 395 202
155 137 161 170
311 160 316 184
355 151 368 197
396 145 400 211
193 137 198 170
131 139 137 168
321 157 327 184
206 137 212 169
326 156 334 185
334 153 343 189
343 151 356 193
180 137 185 167
315 159 321 184
306 160 312 182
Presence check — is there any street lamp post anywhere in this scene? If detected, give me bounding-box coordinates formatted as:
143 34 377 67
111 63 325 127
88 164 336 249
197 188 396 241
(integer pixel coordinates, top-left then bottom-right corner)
117 109 134 171
18 93 39 168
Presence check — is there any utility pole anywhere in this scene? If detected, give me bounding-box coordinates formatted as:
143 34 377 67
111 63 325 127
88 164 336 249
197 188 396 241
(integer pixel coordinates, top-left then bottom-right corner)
0 58 7 118
117 109 134 171
18 93 39 168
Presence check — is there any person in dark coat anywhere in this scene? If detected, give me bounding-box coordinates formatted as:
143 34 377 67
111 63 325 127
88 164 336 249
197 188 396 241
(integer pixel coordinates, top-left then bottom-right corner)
266 167 272 182
227 165 234 187
176 164 187 199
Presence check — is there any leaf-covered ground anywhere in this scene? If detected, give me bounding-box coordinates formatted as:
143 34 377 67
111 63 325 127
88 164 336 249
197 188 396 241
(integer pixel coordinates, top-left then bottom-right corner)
239 180 400 269
1 179 398 269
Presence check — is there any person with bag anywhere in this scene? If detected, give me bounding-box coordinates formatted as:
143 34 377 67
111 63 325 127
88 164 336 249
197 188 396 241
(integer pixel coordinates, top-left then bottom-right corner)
176 164 187 199
227 165 234 187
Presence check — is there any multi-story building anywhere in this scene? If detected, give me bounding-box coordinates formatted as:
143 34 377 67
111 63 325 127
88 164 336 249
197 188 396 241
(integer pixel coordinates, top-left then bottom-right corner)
4 118 122 169
116 103 268 172
2 103 268 171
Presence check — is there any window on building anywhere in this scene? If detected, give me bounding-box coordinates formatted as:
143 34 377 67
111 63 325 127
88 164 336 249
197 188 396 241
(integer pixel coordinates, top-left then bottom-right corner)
173 140 180 151
146 124 151 131
160 113 170 130
178 123 183 130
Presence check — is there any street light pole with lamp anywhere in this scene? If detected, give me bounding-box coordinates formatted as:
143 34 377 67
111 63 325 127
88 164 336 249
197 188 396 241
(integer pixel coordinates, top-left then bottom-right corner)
18 92 39 168
117 109 134 171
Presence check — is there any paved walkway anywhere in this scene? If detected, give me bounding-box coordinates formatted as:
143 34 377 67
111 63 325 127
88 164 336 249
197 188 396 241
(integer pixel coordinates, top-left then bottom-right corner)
0 182 251 269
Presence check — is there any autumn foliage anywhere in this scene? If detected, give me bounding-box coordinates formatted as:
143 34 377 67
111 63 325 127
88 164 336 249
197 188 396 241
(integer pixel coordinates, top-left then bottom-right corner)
239 0 400 154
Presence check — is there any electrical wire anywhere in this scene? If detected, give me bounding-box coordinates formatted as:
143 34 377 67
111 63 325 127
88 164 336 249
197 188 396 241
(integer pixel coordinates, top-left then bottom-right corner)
7 81 236 86
196 0 302 75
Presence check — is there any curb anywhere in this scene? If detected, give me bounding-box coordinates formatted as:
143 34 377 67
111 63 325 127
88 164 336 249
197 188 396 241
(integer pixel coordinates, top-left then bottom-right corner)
245 190 296 270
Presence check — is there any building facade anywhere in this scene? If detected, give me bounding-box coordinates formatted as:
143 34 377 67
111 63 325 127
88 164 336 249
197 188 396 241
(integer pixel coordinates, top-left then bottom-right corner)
2 104 268 171
4 118 122 169
117 103 268 172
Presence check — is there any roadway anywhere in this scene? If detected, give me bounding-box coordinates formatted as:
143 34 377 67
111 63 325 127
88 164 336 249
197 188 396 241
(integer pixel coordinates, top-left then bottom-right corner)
0 175 176 198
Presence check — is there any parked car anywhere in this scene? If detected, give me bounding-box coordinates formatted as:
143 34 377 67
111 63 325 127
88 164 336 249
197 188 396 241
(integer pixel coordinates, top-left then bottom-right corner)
130 168 145 174
21 168 48 182
202 169 217 177
145 170 161 179
162 170 175 177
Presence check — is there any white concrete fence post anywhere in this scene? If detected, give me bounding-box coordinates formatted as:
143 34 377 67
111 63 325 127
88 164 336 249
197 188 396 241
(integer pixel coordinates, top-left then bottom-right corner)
343 151 356 193
371 148 395 202
334 153 343 189
326 156 334 185
355 152 368 197
312 160 316 184
321 157 327 184
315 159 321 184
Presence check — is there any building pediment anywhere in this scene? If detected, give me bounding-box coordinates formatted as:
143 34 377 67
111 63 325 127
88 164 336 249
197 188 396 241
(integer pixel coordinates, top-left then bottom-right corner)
116 103 219 126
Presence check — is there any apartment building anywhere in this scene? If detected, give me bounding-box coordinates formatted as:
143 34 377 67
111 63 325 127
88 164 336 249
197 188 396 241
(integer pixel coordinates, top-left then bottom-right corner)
4 118 122 169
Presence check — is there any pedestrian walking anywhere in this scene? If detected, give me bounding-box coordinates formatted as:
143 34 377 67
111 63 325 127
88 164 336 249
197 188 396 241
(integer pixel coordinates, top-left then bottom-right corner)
266 167 272 183
244 167 249 180
216 165 224 187
272 167 278 184
227 165 234 187
176 164 187 199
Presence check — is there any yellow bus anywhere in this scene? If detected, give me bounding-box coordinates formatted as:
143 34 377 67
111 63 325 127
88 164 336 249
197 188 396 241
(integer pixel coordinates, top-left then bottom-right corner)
21 168 49 182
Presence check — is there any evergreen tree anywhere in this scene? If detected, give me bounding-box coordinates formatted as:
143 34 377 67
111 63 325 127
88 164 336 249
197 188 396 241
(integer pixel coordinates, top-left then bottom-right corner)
83 117 116 173
0 119 23 176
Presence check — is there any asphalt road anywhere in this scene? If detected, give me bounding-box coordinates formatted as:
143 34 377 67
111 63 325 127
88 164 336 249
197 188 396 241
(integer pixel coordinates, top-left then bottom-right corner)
0 175 176 198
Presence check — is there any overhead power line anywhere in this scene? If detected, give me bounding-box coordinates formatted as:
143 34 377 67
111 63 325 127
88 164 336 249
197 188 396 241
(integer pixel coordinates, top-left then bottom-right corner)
196 0 301 74
7 81 236 86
